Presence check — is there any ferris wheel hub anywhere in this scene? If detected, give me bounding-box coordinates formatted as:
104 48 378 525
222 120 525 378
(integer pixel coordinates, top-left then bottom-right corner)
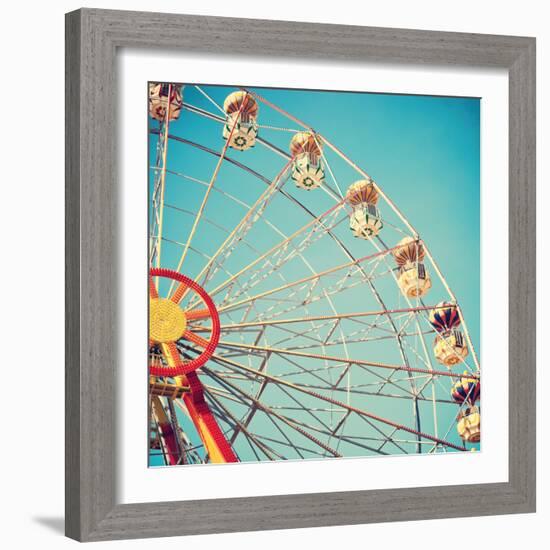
149 297 188 344
149 268 221 377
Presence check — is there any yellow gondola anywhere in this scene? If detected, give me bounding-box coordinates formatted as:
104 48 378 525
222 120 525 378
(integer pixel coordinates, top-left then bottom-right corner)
457 405 481 443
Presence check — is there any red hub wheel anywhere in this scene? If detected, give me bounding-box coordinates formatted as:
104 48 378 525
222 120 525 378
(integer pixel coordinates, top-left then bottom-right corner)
149 267 220 376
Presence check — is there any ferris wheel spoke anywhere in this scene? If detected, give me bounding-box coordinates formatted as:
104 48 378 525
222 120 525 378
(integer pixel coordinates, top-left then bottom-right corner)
277 413 391 456
285 409 396 456
180 331 210 349
210 350 433 399
275 382 341 436
186 309 211 321
281 330 432 353
327 409 351 452
216 213 352 310
213 347 339 389
201 197 347 303
205 365 334 458
264 321 338 350
159 234 283 318
158 167 296 289
328 385 454 405
149 275 159 299
254 412 308 459
193 85 226 115
213 346 337 403
213 306 437 331
252 433 328 458
152 130 274 186
253 410 308 459
228 376 270 446
157 165 290 249
204 398 248 444
210 353 466 452
359 417 409 454
202 366 339 458
267 318 427 352
375 426 403 453
226 349 335 389
250 269 395 326
215 340 468 381
216 243 401 317
415 376 439 401
243 88 311 132
191 160 292 295
183 316 462 460
337 364 418 400
240 432 285 461
149 159 164 263
208 385 323 459
360 436 444 447
371 330 432 396
399 335 435 372
201 372 255 409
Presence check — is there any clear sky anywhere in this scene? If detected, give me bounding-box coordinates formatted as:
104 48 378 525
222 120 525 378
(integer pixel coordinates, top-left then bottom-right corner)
149 83 480 465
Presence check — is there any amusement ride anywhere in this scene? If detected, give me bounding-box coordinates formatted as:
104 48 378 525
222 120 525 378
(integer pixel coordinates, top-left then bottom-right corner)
148 83 481 466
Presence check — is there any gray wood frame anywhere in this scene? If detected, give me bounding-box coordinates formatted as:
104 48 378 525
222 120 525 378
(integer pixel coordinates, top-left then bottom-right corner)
65 8 536 542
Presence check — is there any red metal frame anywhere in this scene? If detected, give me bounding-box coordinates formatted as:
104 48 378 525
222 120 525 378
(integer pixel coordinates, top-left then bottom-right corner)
149 267 237 463
149 268 221 376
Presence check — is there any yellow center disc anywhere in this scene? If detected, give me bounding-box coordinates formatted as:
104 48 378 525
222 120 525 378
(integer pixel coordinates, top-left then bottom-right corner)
150 298 187 344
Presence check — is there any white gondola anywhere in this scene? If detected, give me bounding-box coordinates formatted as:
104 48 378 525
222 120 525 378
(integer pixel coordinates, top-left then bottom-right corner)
289 132 325 190
149 82 183 122
223 91 259 151
346 179 383 239
350 204 383 238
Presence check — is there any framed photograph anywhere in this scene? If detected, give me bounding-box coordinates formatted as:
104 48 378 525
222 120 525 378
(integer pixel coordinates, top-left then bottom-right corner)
65 8 536 542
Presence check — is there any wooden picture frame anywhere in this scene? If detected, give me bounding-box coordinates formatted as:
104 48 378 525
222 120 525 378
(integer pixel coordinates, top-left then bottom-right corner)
65 8 536 541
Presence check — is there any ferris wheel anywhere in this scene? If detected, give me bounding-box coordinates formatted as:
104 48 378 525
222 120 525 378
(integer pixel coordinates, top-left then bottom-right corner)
148 82 481 466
